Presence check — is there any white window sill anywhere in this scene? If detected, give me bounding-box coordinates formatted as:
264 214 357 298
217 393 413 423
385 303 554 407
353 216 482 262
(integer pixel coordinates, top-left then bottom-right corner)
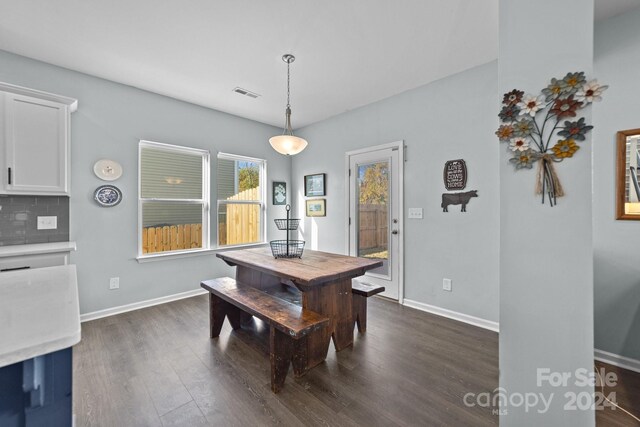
136 243 268 263
137 248 217 263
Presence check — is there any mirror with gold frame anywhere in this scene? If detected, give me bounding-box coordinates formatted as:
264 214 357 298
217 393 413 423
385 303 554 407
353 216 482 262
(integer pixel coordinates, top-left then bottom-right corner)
616 129 640 220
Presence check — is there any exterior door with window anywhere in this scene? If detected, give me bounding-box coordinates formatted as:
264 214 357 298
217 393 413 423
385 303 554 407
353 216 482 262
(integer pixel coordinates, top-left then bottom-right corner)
347 142 403 301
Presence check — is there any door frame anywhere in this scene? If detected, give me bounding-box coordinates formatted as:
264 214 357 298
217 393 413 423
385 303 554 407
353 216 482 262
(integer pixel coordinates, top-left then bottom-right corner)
344 140 404 304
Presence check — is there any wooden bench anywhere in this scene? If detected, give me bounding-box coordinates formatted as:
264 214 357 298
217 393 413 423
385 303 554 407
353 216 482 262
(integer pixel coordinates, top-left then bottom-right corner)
351 281 385 333
200 277 329 393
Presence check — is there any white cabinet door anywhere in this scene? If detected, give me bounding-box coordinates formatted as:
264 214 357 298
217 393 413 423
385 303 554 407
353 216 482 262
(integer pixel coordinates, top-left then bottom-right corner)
2 93 69 195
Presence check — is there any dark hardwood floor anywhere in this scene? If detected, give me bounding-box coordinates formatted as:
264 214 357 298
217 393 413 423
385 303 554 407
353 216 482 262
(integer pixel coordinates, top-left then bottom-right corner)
74 295 499 426
73 295 640 426
595 361 640 426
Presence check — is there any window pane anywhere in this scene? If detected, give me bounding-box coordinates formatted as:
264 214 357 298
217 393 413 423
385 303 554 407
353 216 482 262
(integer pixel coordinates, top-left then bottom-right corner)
142 202 203 254
141 147 203 199
218 203 261 246
217 158 261 201
356 161 389 276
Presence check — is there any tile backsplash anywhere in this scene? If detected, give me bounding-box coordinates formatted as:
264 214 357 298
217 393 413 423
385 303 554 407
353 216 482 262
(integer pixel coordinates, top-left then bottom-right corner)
0 196 69 246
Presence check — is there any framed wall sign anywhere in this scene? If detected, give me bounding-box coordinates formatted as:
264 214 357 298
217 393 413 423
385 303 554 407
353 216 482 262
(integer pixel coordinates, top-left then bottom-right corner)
304 173 326 197
306 199 326 217
443 159 467 190
273 181 287 205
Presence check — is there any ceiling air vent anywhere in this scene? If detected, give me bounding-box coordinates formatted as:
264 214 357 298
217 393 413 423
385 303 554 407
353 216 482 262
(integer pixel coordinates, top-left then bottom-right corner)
233 87 260 99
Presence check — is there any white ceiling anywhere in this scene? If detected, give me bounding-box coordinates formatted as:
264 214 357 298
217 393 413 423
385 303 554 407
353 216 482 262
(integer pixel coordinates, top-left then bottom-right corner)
0 0 637 129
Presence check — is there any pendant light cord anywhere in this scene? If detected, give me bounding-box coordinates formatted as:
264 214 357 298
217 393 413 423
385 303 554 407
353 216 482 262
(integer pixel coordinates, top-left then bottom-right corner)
282 57 293 135
286 58 291 110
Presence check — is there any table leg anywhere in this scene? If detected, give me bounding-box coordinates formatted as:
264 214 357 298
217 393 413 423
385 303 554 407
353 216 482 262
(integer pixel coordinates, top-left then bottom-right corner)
303 278 354 368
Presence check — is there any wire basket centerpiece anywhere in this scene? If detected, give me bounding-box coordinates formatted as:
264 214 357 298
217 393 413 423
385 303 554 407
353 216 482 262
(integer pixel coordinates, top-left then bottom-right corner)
274 218 300 230
270 204 305 258
270 239 305 258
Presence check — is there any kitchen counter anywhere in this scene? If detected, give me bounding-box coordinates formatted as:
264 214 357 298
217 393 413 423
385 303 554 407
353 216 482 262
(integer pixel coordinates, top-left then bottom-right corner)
0 241 76 258
0 264 80 368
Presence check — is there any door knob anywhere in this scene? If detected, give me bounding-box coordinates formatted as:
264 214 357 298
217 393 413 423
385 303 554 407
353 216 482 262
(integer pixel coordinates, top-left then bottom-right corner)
392 230 399 235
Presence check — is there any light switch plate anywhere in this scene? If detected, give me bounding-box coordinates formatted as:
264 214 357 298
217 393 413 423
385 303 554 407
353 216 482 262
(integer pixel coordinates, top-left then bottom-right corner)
37 216 57 230
443 278 452 292
408 208 423 219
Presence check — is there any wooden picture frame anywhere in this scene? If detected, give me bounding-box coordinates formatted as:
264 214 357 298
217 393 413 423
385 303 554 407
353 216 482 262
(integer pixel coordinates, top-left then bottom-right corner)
272 181 286 205
616 128 640 220
306 199 326 217
304 173 326 197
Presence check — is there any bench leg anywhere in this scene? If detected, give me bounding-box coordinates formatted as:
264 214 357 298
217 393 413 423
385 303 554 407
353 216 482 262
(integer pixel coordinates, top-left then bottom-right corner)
270 328 294 393
352 294 367 333
209 293 241 338
291 336 309 378
240 312 254 325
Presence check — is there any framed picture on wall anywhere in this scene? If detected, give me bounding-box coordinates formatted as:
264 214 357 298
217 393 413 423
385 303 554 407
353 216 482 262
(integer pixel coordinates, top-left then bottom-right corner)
304 173 326 197
272 181 286 205
306 199 326 217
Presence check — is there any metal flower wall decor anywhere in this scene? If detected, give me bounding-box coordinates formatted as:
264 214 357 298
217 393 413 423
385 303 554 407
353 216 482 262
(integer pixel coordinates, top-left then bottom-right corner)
496 72 607 206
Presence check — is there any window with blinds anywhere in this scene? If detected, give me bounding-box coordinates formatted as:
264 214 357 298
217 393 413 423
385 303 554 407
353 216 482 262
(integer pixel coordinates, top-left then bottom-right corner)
138 140 210 256
217 153 266 247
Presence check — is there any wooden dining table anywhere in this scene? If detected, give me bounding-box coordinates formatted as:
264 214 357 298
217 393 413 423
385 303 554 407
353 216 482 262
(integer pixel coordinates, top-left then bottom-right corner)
216 247 382 369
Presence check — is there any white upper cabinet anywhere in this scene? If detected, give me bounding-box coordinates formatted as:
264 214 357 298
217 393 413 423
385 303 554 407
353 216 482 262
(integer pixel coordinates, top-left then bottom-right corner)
0 83 77 196
3 94 69 194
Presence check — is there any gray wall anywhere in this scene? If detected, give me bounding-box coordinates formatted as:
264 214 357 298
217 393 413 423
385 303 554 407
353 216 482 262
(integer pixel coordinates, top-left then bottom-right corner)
293 61 500 323
0 50 287 314
499 0 594 424
593 9 640 361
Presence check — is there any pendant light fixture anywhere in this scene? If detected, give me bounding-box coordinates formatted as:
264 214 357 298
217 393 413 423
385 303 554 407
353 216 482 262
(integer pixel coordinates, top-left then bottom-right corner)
269 54 308 156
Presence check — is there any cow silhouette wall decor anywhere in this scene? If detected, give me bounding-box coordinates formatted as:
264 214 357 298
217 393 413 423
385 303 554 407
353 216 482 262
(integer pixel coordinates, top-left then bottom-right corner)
441 190 478 212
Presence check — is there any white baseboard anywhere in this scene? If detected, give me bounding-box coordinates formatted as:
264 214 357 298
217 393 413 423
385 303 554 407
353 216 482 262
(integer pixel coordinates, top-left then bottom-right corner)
594 348 640 374
80 288 208 323
402 299 499 333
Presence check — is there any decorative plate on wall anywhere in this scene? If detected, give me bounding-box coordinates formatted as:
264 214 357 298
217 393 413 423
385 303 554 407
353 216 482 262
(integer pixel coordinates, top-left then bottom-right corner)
93 159 123 181
94 185 122 207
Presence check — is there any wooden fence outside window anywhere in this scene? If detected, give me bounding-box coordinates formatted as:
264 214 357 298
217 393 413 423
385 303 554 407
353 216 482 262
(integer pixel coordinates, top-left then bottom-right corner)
358 204 388 251
142 224 202 254
142 187 261 254
219 187 261 246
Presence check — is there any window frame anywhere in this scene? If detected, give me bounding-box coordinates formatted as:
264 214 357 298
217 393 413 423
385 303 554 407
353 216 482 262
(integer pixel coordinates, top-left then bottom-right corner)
137 140 210 259
216 152 267 248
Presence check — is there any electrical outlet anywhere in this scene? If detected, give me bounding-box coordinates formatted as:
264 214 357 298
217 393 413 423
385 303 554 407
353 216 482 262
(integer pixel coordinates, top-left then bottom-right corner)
443 278 452 292
37 216 57 230
408 208 423 219
109 277 120 290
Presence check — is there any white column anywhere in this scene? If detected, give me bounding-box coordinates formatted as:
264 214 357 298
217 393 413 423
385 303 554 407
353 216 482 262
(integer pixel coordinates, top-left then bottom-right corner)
499 0 595 425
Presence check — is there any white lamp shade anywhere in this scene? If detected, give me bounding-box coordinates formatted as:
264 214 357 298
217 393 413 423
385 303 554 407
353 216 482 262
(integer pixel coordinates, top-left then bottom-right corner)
269 134 308 156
